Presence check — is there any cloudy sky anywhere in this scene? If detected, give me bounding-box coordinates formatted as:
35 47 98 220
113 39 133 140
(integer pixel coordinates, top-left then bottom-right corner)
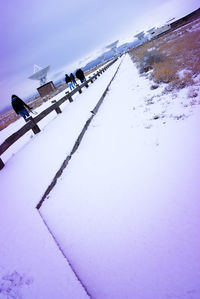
0 0 199 112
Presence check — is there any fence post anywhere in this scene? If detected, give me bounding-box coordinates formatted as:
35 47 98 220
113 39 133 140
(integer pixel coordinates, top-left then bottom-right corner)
55 106 62 114
65 91 73 102
27 117 41 134
89 76 93 83
78 86 82 94
85 82 89 88
0 158 4 170
68 95 73 102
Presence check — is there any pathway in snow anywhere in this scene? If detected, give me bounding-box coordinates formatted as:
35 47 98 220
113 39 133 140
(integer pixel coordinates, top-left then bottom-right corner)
0 59 121 299
40 55 200 299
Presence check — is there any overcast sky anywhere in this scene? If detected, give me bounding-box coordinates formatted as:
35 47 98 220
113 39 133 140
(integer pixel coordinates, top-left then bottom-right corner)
0 0 199 112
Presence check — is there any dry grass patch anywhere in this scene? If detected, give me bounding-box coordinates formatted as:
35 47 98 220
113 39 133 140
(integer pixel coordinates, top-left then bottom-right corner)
129 18 200 88
151 61 177 83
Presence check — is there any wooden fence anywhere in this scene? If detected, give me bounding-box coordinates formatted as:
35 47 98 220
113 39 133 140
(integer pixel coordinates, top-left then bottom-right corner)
0 58 118 170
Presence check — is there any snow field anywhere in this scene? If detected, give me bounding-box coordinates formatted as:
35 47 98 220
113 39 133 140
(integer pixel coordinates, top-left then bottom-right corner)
40 55 200 298
0 59 122 298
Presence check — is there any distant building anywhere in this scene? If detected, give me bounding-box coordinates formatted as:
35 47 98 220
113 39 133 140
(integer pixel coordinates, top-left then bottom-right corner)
147 24 171 40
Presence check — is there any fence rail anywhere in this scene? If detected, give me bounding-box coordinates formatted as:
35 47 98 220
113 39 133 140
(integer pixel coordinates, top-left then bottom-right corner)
0 58 118 170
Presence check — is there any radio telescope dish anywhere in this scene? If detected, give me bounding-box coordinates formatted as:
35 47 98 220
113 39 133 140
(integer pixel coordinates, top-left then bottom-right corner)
134 32 145 40
105 40 119 50
105 40 119 57
121 43 128 53
28 64 50 86
100 54 106 63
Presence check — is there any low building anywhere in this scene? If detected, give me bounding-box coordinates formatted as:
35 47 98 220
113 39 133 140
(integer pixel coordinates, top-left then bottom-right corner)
37 81 56 97
148 24 171 39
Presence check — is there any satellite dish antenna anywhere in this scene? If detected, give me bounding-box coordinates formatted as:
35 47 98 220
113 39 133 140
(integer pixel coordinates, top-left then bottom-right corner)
134 32 145 41
100 53 106 63
105 40 119 57
105 40 119 49
28 64 50 86
121 43 128 53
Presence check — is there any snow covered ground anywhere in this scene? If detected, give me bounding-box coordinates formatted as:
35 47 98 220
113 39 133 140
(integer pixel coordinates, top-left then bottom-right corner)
0 60 121 299
1 54 200 298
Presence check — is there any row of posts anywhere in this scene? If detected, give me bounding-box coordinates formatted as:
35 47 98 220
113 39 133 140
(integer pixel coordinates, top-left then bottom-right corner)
0 60 114 170
26 67 107 135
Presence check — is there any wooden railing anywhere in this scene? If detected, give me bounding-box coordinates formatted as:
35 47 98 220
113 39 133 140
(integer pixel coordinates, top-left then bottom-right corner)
0 58 118 170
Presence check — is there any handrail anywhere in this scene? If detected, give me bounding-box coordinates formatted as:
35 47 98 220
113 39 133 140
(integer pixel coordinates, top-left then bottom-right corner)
0 58 118 170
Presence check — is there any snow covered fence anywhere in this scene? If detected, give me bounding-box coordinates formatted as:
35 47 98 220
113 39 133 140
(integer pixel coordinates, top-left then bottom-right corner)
0 58 118 170
36 59 122 210
34 58 122 296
